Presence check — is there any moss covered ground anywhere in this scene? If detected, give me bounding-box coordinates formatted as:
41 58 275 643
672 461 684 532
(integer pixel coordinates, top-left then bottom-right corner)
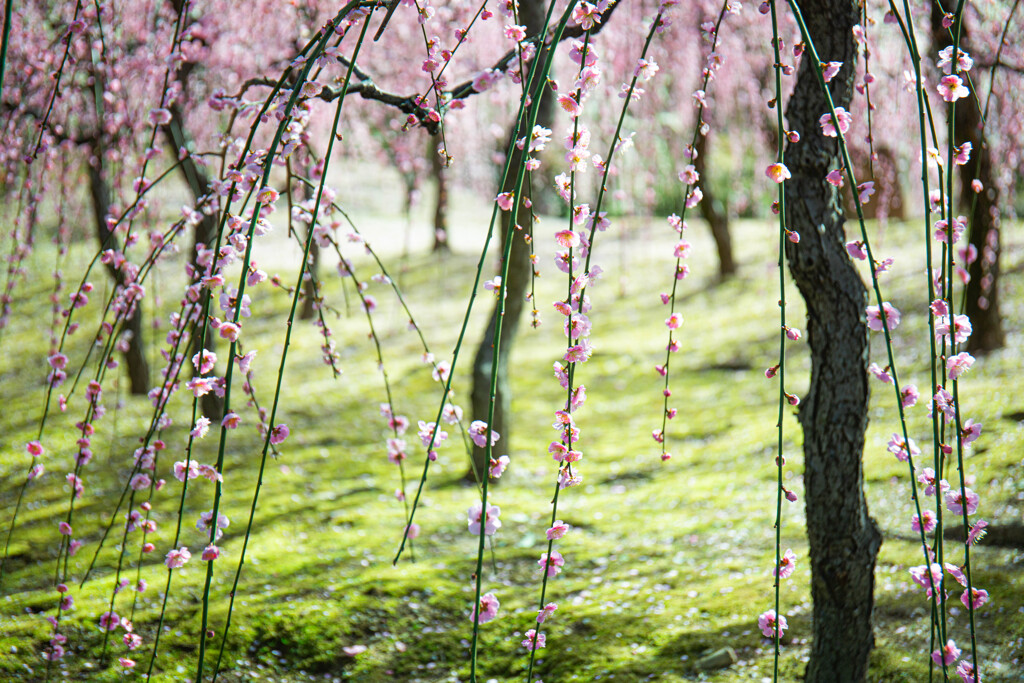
1 207 1022 682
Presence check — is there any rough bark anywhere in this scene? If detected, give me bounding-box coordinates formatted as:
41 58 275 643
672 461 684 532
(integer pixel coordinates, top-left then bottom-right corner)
297 173 319 322
431 134 450 253
782 1 881 680
931 1 1005 353
693 133 736 278
469 0 549 482
162 105 225 418
87 163 150 395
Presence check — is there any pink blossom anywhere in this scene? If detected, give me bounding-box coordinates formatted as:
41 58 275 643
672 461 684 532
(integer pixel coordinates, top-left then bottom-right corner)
468 503 501 536
165 547 191 569
197 511 230 540
522 629 546 650
934 216 967 244
827 169 845 187
961 587 989 610
857 182 875 204
846 240 867 260
819 107 852 137
563 340 593 363
222 412 241 429
555 229 580 249
129 474 151 491
386 438 407 464
765 163 791 184
685 186 703 208
937 45 974 74
917 468 949 497
932 639 961 666
634 58 659 81
472 69 500 93
432 360 451 383
869 362 893 384
549 442 568 462
912 509 937 533
935 314 972 344
775 548 796 579
201 545 221 561
945 488 979 516
665 313 683 329
887 434 919 462
190 416 211 439
148 108 172 126
557 94 581 118
173 460 200 482
489 455 510 478
495 192 515 211
967 520 988 545
931 388 956 423
758 609 788 638
678 165 699 184
471 592 500 624
910 563 943 597
537 602 558 623
441 403 462 424
956 660 978 682
417 421 447 448
269 424 289 445
821 61 843 82
191 349 217 374
866 302 900 331
946 352 975 380
468 420 499 448
99 611 121 632
539 550 565 578
503 24 526 42
938 75 969 102
954 142 972 166
901 384 920 407
26 441 44 457
218 321 241 342
66 472 84 498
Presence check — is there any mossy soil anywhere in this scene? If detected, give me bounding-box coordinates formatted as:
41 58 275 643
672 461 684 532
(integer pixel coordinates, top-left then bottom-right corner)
1 214 1022 682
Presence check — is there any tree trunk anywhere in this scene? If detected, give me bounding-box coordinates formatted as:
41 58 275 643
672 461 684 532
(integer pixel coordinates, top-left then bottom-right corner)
87 162 150 395
431 134 450 253
162 106 224 418
782 1 881 680
693 132 736 278
931 0 1004 353
469 0 550 482
298 172 320 321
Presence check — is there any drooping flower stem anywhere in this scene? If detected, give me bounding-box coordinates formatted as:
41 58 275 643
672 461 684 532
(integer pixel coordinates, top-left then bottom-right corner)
767 2 787 678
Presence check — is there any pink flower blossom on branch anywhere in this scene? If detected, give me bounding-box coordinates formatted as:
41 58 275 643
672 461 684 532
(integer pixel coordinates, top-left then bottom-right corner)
758 609 788 638
468 503 501 536
866 302 900 331
819 107 852 137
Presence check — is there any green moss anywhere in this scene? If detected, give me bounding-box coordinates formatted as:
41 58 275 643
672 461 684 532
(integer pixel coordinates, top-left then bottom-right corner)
0 216 1022 681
